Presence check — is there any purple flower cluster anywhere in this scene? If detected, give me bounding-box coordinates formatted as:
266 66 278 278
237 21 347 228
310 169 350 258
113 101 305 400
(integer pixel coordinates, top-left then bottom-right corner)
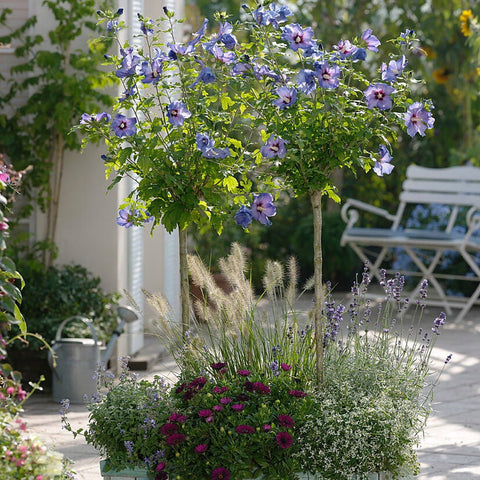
235 193 276 228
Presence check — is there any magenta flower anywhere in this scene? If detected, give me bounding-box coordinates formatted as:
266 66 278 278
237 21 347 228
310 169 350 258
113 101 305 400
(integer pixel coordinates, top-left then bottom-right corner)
252 193 276 226
315 61 341 89
212 386 229 394
288 389 307 397
373 145 394 177
195 444 209 453
211 362 228 370
260 135 287 159
273 86 297 109
155 462 166 472
237 369 251 376
111 114 137 137
231 404 245 411
278 414 295 428
276 431 293 449
0 170 9 184
159 423 178 436
213 404 224 412
167 101 191 127
235 424 255 434
252 381 271 394
220 397 232 405
364 83 395 110
199 409 213 418
334 39 358 58
381 56 407 82
211 467 231 480
280 363 291 371
263 424 272 432
405 102 435 137
361 28 381 52
166 433 186 446
281 23 315 51
169 413 187 423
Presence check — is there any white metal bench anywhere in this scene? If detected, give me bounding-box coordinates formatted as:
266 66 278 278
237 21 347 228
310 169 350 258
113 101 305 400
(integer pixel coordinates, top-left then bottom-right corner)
340 165 480 321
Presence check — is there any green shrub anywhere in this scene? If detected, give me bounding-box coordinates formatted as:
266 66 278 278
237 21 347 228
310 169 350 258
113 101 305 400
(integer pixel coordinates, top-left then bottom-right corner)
7 262 120 352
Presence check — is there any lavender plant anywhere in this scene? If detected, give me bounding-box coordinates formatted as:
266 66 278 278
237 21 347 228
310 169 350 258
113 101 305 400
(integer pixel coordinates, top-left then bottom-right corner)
295 269 452 479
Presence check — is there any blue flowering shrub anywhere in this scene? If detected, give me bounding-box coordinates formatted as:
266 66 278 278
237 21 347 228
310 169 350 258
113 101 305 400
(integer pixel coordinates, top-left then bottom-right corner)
392 203 480 296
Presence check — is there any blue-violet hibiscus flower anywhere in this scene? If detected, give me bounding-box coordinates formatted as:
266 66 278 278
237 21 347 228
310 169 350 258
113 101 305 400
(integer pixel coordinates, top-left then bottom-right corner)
334 39 358 59
111 114 137 137
252 193 276 226
115 48 141 78
196 133 230 159
167 101 191 126
364 83 395 110
315 61 341 89
404 102 435 137
381 55 407 82
373 145 394 176
234 205 253 228
273 86 297 109
281 23 315 51
260 135 287 158
361 28 381 52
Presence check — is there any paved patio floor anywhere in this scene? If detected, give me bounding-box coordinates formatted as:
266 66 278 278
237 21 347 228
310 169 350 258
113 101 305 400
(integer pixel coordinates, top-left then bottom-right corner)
22 297 480 480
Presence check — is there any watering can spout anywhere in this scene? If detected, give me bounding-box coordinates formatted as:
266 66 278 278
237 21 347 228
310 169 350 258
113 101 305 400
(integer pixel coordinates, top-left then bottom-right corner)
101 306 138 365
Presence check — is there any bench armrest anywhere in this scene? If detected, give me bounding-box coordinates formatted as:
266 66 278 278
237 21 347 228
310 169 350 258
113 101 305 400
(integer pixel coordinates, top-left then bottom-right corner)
466 206 480 240
341 198 397 229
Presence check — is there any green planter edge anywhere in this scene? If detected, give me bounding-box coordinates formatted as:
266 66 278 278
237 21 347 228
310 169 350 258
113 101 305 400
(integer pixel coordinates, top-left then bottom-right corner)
99 460 154 479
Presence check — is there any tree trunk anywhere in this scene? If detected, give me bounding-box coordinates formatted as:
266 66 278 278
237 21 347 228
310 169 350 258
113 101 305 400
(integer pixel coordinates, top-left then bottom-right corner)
179 227 191 336
310 189 324 385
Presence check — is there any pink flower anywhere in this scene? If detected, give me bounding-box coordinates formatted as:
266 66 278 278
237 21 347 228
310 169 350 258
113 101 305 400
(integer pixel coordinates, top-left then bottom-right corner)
212 386 229 394
276 431 293 449
263 424 272 432
280 363 291 371
166 433 186 445
288 389 307 398
211 467 231 480
235 424 255 434
195 443 209 453
278 414 295 428
169 413 187 423
155 463 166 471
6 386 15 395
198 409 213 418
160 423 179 436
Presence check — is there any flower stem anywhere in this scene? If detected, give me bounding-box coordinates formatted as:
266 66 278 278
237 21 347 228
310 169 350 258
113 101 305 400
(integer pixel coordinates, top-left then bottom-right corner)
311 189 324 385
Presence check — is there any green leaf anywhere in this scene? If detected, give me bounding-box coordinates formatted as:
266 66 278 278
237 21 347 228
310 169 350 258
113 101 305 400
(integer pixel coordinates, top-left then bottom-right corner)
222 176 238 192
14 304 26 335
220 94 234 111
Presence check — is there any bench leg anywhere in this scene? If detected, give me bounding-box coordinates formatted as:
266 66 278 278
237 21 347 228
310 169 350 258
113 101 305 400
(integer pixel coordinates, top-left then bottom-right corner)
403 247 453 315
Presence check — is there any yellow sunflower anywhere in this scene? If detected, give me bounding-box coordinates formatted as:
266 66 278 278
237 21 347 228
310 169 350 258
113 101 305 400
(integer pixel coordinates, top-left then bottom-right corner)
460 9 474 37
432 67 451 84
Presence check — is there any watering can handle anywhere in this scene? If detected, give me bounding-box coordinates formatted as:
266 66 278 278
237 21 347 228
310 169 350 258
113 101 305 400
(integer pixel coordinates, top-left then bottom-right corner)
54 316 99 345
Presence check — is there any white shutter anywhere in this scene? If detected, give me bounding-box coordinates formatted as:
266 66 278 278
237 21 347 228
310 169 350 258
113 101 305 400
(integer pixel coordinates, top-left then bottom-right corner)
125 0 145 355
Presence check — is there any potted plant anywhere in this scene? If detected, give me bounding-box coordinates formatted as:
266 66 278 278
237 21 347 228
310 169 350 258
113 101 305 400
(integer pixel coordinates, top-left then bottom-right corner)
63 245 450 479
68 3 446 479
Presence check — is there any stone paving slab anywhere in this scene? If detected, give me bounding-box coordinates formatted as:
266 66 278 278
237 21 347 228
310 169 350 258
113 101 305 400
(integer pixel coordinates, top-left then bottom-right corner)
21 301 480 480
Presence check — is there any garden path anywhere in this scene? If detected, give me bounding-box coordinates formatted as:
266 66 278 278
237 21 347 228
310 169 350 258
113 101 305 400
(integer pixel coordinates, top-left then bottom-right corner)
22 295 480 480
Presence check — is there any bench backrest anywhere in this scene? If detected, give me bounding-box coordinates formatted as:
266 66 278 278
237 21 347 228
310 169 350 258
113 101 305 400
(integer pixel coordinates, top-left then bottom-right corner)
400 165 480 207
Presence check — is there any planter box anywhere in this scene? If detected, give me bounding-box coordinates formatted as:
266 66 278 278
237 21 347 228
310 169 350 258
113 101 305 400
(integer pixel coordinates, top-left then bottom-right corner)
99 460 154 480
